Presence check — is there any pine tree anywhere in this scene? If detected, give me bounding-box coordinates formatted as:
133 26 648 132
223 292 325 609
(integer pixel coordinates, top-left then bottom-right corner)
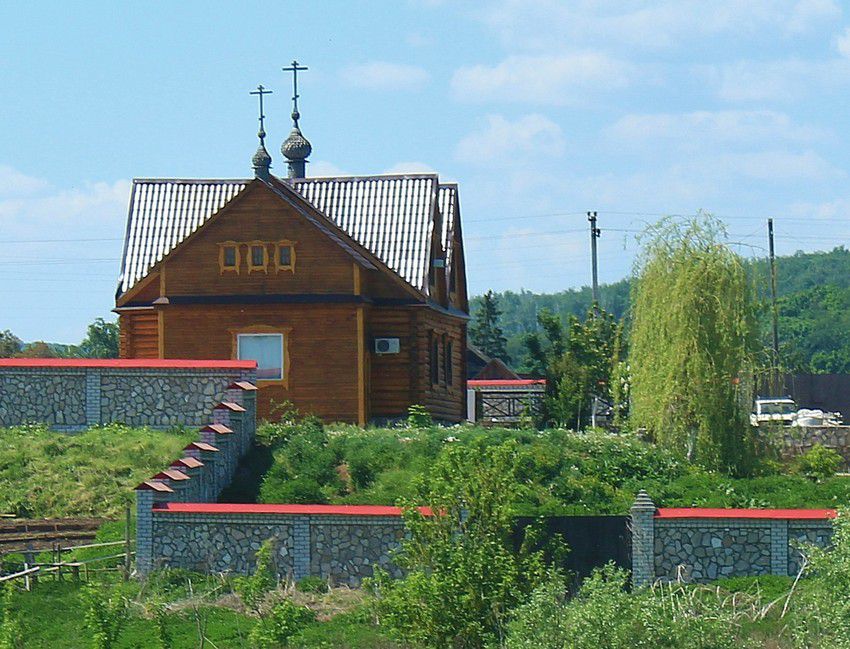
471 290 510 362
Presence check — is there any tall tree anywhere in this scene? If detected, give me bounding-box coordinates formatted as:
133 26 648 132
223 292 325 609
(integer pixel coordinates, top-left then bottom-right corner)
470 290 510 362
629 214 760 475
75 318 120 358
0 330 22 358
524 307 618 428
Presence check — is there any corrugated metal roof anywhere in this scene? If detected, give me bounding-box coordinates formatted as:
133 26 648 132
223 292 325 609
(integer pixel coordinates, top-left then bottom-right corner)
293 174 440 292
118 173 455 296
119 179 248 294
438 184 458 275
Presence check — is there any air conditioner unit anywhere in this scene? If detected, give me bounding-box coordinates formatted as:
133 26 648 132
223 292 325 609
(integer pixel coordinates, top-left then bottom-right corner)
374 337 400 354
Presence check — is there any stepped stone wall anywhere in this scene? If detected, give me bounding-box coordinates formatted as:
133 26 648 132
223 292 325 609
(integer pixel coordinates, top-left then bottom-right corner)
0 360 255 431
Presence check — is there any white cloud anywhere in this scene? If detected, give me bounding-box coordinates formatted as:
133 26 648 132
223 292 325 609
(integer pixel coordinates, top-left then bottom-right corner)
452 53 631 105
308 160 348 177
456 114 565 165
0 177 131 234
837 27 850 58
383 161 437 175
713 58 850 102
0 165 50 198
717 150 842 181
606 110 823 147
341 61 430 91
478 0 841 51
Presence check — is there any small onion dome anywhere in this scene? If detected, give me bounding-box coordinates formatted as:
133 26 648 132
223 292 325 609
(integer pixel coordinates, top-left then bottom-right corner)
281 110 312 161
252 142 272 170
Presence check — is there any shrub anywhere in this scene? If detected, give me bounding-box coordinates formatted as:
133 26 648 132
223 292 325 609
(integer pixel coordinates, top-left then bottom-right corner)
793 444 844 481
248 599 315 648
506 565 747 649
406 404 432 428
295 576 329 594
81 584 129 649
235 539 278 613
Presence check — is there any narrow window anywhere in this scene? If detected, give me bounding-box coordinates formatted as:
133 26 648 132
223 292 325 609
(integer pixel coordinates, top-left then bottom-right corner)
279 245 291 267
251 245 265 267
275 240 296 272
430 333 439 385
237 333 284 381
445 339 453 386
219 242 240 273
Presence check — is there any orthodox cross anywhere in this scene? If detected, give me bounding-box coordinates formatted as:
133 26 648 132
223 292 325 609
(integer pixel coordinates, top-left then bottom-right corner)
249 85 272 141
282 60 308 125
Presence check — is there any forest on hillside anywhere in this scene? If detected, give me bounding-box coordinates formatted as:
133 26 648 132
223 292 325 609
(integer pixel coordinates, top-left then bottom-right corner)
472 247 850 373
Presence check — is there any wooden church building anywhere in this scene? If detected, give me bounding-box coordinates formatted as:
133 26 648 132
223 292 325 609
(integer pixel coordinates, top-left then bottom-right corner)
115 76 468 424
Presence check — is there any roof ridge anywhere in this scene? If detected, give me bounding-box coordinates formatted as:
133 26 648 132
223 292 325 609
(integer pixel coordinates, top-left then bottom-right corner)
132 178 251 185
291 172 439 183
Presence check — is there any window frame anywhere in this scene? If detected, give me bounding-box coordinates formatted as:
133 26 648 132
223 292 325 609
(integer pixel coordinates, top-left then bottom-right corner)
232 326 292 387
445 337 453 387
247 241 269 273
274 239 297 273
218 241 241 274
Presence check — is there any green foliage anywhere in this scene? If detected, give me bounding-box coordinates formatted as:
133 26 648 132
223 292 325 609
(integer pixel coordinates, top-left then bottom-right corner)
235 539 278 612
152 602 173 649
74 318 119 359
793 444 843 481
469 289 510 362
524 307 619 428
0 423 193 518
81 583 129 649
249 599 316 648
370 440 561 648
405 404 432 429
296 576 329 594
793 509 850 647
630 214 760 475
0 331 22 359
506 565 747 649
0 584 23 649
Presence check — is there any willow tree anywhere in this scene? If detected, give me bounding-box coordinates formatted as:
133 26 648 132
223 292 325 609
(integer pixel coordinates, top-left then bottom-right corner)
629 214 759 475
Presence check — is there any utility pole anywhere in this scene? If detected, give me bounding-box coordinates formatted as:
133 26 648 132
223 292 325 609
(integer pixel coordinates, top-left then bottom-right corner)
587 211 600 310
768 218 779 360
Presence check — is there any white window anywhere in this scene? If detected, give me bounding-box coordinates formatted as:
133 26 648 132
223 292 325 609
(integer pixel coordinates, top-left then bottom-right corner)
237 333 284 381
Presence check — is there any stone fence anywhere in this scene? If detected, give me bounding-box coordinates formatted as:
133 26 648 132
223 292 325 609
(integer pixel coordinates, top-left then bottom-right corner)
0 359 256 431
631 490 835 586
139 503 410 585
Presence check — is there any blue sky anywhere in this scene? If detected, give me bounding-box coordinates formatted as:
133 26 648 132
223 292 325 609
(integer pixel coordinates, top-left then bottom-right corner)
3 1 850 343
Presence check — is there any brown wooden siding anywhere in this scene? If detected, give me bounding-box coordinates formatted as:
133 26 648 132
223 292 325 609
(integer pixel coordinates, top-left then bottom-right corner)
119 312 159 359
161 186 365 297
414 309 466 422
368 307 415 418
161 303 360 422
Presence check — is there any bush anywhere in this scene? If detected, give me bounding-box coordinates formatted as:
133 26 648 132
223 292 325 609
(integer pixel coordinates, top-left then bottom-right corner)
406 404 432 428
793 444 844 481
506 565 747 649
248 599 315 648
235 539 278 612
295 576 329 594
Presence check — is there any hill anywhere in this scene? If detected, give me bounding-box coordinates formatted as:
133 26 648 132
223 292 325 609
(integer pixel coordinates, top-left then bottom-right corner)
472 247 850 373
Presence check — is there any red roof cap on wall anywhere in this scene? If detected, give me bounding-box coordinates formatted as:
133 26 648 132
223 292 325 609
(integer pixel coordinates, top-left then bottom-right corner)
656 507 836 520
0 359 257 369
467 379 546 387
152 503 433 517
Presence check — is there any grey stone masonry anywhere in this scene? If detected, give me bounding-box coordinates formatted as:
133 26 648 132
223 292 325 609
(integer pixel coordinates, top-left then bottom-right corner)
630 490 656 588
632 491 835 585
0 360 256 431
146 510 407 585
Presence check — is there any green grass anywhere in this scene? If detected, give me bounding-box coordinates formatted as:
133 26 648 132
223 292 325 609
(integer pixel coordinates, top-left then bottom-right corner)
2 577 400 649
0 423 194 518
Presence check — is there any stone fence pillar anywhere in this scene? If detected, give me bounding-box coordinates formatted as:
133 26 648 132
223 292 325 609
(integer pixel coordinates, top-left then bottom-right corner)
631 490 657 588
135 481 174 576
